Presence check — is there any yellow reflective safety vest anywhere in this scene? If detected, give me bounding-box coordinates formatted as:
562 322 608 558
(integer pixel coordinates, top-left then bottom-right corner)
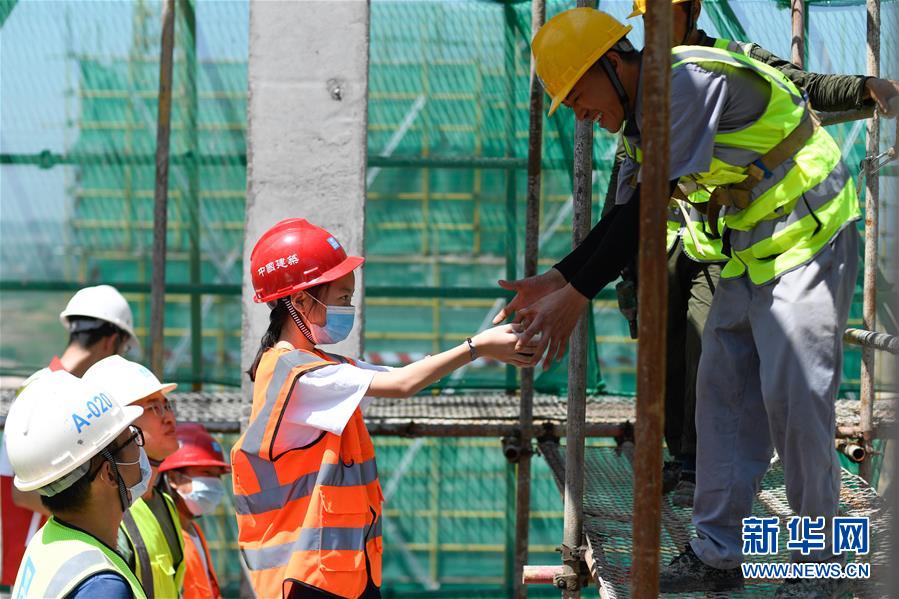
670 46 859 284
120 492 186 599
622 38 745 264
12 517 147 599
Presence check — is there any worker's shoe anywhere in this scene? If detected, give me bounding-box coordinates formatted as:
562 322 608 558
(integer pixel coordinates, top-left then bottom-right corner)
774 577 852 598
659 545 744 593
661 460 682 495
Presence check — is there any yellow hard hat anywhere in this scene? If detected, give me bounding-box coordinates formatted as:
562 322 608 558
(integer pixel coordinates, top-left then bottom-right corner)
531 8 632 116
628 0 694 19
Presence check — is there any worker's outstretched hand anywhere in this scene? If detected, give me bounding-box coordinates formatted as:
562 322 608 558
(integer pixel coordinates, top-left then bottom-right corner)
866 78 899 117
492 269 567 325
514 285 588 370
473 324 540 368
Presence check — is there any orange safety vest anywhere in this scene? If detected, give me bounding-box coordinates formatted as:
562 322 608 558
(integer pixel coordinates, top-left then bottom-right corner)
231 348 383 599
181 521 221 599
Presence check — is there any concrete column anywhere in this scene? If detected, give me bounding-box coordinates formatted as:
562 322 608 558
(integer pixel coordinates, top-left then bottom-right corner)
242 0 370 395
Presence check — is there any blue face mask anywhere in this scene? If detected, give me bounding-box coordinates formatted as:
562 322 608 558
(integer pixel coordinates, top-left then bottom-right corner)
310 304 356 345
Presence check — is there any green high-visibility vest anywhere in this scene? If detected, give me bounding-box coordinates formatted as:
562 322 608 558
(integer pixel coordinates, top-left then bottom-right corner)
622 38 745 264
12 517 147 599
671 45 860 284
120 492 186 599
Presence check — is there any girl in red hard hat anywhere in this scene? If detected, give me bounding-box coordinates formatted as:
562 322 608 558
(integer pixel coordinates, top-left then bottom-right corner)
231 218 536 599
159 423 230 599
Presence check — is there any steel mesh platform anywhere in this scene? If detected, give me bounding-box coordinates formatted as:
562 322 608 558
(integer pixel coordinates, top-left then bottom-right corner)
539 441 892 598
0 389 634 436
0 388 893 439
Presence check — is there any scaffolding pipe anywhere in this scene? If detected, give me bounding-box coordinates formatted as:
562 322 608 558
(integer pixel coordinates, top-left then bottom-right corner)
845 328 899 355
523 565 564 586
180 0 202 391
631 1 671 597
560 120 591 598
558 2 596 594
150 0 176 377
514 1 546 597
859 0 880 483
858 0 880 482
790 0 805 68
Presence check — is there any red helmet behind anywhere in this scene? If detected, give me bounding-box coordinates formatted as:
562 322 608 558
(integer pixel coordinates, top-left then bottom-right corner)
250 218 364 304
158 423 230 473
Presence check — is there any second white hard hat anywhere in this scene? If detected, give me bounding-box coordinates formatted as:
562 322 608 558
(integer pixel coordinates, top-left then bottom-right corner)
6 371 143 494
83 355 177 406
59 285 140 352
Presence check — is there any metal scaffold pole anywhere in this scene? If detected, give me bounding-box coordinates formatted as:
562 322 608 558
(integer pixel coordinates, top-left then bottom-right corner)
559 2 595 596
151 0 176 376
180 0 202 390
790 0 806 68
631 0 670 597
859 0 880 482
514 1 546 597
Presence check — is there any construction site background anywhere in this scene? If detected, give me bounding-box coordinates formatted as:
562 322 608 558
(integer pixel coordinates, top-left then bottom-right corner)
0 0 895 595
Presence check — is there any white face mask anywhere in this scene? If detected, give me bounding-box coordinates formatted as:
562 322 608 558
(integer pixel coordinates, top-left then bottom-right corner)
176 476 225 516
117 447 152 506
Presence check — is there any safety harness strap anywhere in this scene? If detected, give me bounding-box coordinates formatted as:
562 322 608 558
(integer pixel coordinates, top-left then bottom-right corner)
704 109 819 238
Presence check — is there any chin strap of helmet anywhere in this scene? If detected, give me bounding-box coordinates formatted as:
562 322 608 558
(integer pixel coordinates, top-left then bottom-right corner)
599 54 634 123
282 296 317 345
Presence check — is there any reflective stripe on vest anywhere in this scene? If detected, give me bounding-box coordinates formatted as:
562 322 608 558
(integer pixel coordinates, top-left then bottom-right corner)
121 493 186 599
12 517 147 599
668 46 859 283
232 347 384 599
620 38 746 263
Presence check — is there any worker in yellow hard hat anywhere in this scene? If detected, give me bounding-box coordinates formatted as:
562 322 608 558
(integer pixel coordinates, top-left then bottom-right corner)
627 0 899 113
495 7 871 596
499 0 899 519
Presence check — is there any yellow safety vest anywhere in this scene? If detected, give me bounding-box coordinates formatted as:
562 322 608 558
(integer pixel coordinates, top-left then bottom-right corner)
622 38 744 264
671 46 860 284
120 492 186 599
12 517 147 599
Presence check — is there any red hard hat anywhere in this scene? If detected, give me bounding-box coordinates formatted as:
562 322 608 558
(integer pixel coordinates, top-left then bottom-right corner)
250 218 364 304
158 423 230 473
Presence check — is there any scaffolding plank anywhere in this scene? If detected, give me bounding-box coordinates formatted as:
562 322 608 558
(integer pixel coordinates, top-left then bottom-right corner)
0 389 893 439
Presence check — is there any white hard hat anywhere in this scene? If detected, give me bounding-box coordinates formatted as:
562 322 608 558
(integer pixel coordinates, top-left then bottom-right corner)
83 355 177 406
6 371 143 494
59 285 140 352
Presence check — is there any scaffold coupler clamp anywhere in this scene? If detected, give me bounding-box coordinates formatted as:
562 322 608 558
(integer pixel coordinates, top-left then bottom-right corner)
614 420 636 452
502 432 533 463
554 544 590 590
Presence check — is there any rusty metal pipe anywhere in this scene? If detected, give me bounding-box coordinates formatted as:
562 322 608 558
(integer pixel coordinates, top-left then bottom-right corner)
559 4 596 596
631 1 671 598
560 109 592 599
791 0 805 68
844 328 899 354
523 565 565 586
859 0 881 483
150 0 176 377
837 441 867 463
515 3 546 596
